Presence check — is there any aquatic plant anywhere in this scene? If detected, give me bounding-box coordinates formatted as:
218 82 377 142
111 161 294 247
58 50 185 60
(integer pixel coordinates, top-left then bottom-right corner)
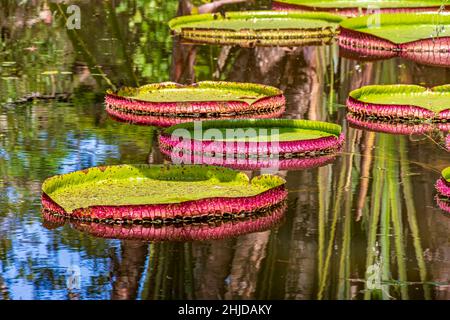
158 119 344 168
42 201 287 242
273 0 447 17
435 166 450 197
339 13 450 67
105 81 285 126
169 11 344 47
347 84 450 121
41 164 287 223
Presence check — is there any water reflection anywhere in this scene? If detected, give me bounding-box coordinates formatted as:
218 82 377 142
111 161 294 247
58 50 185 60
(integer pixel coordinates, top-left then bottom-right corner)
42 202 286 242
1 0 450 300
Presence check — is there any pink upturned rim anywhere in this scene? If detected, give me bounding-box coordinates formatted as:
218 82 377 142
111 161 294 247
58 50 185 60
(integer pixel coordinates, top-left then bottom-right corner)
346 96 450 121
272 2 445 17
347 113 436 135
41 185 288 223
42 202 286 242
436 177 450 198
339 27 450 67
105 93 285 115
106 103 286 127
158 132 345 156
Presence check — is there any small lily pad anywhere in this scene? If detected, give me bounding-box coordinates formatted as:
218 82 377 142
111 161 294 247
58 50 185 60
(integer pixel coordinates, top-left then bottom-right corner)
437 167 450 215
347 85 450 121
273 0 446 16
42 201 287 241
159 119 344 161
41 164 287 222
339 13 450 67
169 11 344 47
105 81 285 127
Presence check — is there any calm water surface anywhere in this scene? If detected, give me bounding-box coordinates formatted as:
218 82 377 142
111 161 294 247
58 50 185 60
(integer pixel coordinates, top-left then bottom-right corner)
1 1 450 300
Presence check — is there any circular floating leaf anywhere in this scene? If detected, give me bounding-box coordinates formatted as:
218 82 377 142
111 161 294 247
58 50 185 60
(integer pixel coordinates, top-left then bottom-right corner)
168 11 344 47
41 164 287 222
436 167 450 198
347 85 450 121
339 13 450 67
273 1 446 17
105 81 285 127
42 201 287 241
159 119 344 164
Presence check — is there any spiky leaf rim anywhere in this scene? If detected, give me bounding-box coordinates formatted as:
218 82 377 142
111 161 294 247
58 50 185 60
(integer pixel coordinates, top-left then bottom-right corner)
160 118 344 155
347 84 450 120
168 10 343 47
42 202 287 242
106 81 284 110
41 164 287 222
273 1 446 17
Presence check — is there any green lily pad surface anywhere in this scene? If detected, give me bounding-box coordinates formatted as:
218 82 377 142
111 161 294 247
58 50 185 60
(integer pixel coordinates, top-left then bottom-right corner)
169 11 343 32
340 13 450 44
42 165 285 213
164 119 342 142
442 167 450 182
350 85 450 113
275 0 445 9
113 81 281 105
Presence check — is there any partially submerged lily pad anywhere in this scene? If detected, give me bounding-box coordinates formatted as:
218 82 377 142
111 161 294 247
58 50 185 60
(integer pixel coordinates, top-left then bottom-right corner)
42 201 287 241
347 85 450 121
436 167 450 198
339 13 450 67
273 1 447 17
105 81 285 127
41 164 287 223
159 119 344 164
168 11 344 47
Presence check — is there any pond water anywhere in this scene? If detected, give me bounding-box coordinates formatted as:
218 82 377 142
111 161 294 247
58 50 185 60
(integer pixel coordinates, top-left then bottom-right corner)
1 1 450 300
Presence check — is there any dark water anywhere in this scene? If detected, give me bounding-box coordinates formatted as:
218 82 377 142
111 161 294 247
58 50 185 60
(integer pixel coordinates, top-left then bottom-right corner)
1 0 450 300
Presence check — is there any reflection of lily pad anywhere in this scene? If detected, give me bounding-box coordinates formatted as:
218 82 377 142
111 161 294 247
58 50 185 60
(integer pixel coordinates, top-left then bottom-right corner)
169 11 343 47
159 119 344 161
273 1 446 17
105 81 285 127
347 113 450 135
42 201 287 241
339 13 450 67
41 164 287 223
347 85 450 121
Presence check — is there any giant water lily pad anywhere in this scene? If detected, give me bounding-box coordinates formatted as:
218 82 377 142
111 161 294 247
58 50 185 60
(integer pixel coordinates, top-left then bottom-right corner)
168 11 344 47
273 1 446 17
105 81 285 127
42 201 286 241
435 167 450 215
339 13 450 67
347 85 450 121
159 119 344 165
41 164 287 223
436 167 450 198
